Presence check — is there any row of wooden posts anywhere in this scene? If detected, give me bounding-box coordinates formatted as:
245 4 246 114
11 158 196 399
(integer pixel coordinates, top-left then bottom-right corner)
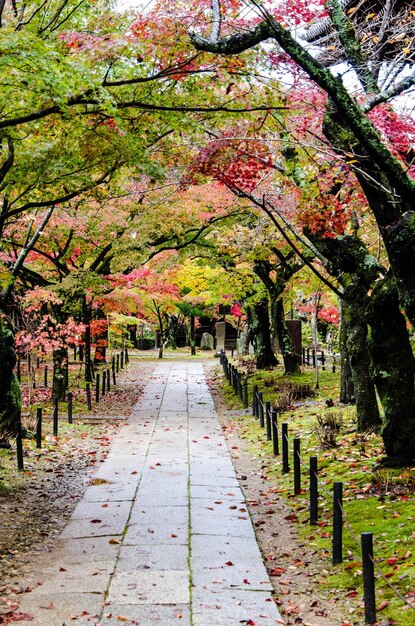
16 347 129 389
14 349 129 473
220 351 385 625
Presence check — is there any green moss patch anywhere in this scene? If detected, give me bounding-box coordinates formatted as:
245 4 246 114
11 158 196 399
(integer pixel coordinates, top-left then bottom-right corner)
219 362 415 625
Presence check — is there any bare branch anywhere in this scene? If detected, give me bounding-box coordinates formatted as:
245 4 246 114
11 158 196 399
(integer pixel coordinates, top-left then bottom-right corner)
363 71 415 112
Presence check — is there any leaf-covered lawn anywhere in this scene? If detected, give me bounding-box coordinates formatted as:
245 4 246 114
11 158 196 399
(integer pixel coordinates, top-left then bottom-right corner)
220 361 415 625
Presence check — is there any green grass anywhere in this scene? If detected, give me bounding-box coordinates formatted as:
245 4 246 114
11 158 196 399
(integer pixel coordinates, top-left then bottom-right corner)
219 361 415 625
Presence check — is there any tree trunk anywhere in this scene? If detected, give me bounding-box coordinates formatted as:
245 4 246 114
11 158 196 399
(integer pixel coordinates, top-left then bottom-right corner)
273 298 300 374
128 325 138 348
190 314 196 356
249 297 278 370
0 321 22 439
339 300 354 404
82 296 93 382
52 346 68 401
367 275 415 465
155 303 164 359
342 292 380 431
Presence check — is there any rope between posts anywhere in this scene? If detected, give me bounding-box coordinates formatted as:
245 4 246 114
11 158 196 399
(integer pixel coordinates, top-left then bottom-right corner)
233 365 415 613
338 496 415 611
370 555 415 611
338 501 363 548
251 372 415 614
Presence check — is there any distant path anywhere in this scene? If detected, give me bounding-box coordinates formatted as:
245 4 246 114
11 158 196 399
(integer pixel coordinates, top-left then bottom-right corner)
15 361 282 625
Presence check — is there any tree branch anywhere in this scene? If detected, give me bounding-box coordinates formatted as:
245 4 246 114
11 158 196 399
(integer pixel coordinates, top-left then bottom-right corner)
0 163 118 226
190 1 415 198
0 136 14 185
209 0 222 43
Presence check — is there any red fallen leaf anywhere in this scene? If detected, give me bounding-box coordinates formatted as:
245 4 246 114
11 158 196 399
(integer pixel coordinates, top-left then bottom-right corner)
269 567 286 576
59 567 67 572
386 557 398 565
229 505 237 510
284 514 299 522
171 534 177 538
225 561 234 566
90 519 102 524
131 471 137 475
214 501 223 504
377 600 389 611
243 578 250 584
245 621 256 625
101 504 109 508
285 602 300 615
345 590 358 598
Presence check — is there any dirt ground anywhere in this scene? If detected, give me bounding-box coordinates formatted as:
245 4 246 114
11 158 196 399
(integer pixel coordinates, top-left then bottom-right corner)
0 360 155 616
0 357 357 625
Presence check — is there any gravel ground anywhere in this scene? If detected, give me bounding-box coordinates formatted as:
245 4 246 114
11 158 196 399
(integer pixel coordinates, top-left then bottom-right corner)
0 359 155 617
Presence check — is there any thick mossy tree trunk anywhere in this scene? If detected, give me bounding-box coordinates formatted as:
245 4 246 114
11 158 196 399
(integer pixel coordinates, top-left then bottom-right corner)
342 289 380 431
52 346 68 401
307 233 382 431
367 275 415 465
248 297 278 370
273 298 300 374
338 301 355 405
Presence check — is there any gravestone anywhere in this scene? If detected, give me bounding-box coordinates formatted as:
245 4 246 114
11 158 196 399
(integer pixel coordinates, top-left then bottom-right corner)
200 332 214 350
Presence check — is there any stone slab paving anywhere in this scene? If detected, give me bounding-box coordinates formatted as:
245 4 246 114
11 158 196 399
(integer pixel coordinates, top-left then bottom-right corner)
13 361 282 625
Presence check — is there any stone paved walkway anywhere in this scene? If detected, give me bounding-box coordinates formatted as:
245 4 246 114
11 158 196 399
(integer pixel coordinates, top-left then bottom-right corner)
15 361 282 625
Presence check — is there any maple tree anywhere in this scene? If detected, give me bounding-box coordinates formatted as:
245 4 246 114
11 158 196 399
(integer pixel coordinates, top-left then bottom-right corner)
190 0 415 319
187 1 415 464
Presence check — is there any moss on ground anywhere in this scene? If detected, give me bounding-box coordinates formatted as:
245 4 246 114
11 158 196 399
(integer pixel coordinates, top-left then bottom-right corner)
219 360 415 625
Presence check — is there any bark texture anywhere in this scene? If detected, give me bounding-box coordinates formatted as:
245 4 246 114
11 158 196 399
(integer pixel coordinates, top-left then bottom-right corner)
0 321 22 437
248 297 278 369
